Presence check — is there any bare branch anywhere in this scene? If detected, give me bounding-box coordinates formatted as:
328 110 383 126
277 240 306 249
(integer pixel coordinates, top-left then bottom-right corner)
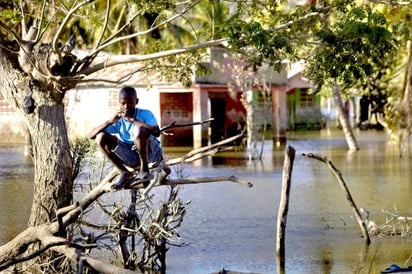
78 65 147 85
78 11 321 76
52 0 94 65
79 38 227 75
0 21 25 46
93 0 110 51
381 210 412 222
165 131 245 166
93 11 141 54
90 0 203 57
160 118 214 133
367 0 412 4
302 152 371 244
269 12 321 33
0 240 68 271
37 0 47 42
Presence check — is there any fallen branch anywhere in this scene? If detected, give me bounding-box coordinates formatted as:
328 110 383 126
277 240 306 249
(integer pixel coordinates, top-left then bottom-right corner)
302 152 371 244
165 131 246 166
382 210 412 222
361 208 412 236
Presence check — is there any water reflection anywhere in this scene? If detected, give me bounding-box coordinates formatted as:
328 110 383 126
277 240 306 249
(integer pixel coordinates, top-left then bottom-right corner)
0 130 411 274
0 145 33 244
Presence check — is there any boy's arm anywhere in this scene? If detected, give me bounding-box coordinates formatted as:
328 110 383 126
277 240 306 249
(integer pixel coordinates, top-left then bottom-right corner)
89 113 121 139
88 121 112 139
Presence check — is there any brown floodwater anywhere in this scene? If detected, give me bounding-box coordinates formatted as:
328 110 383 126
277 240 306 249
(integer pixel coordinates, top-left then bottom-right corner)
0 129 411 273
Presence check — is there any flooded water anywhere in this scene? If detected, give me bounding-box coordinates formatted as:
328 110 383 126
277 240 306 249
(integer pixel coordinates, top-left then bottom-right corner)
0 144 33 243
0 129 411 274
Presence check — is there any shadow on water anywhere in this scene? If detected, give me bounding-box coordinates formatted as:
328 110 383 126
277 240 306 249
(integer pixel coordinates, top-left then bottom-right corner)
1 129 411 274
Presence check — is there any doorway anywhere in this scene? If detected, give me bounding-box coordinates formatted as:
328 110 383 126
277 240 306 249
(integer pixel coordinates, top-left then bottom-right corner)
210 97 225 144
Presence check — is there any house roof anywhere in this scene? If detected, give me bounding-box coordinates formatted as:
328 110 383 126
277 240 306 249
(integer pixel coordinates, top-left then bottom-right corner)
286 72 313 90
285 61 313 91
79 62 181 88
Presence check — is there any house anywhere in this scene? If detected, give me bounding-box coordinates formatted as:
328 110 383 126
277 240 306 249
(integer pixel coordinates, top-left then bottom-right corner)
285 70 322 130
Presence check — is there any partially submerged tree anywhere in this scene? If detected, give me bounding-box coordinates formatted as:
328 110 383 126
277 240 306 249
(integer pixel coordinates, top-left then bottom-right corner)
303 0 398 150
212 53 274 160
368 3 412 156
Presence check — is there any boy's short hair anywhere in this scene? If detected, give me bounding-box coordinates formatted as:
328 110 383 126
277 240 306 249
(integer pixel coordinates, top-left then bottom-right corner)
119 86 137 97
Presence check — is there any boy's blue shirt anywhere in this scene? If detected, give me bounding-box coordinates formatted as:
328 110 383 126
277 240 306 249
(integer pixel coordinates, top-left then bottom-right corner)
104 108 160 145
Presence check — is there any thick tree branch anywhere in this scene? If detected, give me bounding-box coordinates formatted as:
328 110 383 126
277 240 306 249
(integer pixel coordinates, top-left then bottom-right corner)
78 38 227 75
0 240 68 271
162 176 252 188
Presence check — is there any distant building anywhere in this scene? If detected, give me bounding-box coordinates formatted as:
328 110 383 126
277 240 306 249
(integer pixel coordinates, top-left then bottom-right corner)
285 70 322 130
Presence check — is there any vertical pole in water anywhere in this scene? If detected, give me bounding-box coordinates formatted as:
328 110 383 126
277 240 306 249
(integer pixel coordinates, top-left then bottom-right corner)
276 145 295 271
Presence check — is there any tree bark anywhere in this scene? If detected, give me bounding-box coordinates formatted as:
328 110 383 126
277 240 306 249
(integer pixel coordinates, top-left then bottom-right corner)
332 82 359 151
27 98 73 226
0 47 73 228
241 92 258 160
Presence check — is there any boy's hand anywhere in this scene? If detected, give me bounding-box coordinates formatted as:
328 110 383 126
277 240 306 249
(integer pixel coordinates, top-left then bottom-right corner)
125 116 142 126
108 111 122 123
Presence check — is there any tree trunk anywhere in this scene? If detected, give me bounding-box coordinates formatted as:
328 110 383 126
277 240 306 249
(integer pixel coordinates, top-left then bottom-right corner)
332 82 359 150
0 47 73 228
241 91 258 160
27 98 73 226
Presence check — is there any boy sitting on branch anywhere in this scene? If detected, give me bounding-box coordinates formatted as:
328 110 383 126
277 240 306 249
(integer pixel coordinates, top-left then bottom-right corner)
89 86 163 189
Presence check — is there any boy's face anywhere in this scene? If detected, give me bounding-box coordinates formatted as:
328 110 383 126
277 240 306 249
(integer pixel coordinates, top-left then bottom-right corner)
119 93 137 117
